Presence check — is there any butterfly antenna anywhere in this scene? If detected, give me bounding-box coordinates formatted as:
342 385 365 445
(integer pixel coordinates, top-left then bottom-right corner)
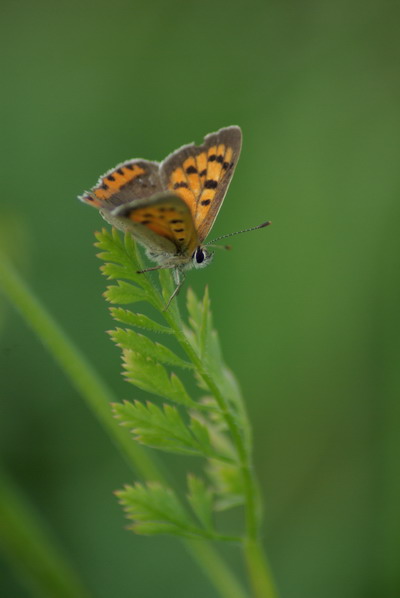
205 221 271 246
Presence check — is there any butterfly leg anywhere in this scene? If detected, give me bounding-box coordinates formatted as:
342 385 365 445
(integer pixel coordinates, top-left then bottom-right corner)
136 265 169 274
164 269 185 310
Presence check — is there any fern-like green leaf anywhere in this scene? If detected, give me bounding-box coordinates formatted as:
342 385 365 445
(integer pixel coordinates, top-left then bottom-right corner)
199 287 211 358
187 289 244 423
114 401 232 461
95 229 134 267
123 232 146 270
188 409 238 463
187 474 214 531
186 287 203 336
187 287 212 357
110 328 191 369
186 288 221 370
206 460 245 511
95 229 147 288
189 417 211 452
100 263 140 282
95 228 257 541
110 307 172 334
104 281 148 305
122 351 195 407
114 401 208 456
116 482 199 538
158 268 181 322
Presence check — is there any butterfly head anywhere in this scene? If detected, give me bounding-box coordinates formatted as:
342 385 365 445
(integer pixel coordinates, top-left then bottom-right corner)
192 246 214 269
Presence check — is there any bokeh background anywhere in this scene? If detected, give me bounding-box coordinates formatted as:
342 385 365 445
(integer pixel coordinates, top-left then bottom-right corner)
1 1 399 596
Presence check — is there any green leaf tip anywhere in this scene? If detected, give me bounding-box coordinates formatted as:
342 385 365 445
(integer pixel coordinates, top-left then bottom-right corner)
109 307 172 334
110 327 192 369
116 481 198 538
116 478 240 541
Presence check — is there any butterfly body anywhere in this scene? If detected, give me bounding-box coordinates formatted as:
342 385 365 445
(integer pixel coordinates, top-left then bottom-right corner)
79 126 242 302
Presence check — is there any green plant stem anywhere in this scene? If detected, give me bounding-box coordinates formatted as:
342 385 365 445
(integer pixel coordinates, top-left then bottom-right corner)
0 465 92 598
158 285 278 598
244 539 279 598
0 253 249 598
189 541 248 598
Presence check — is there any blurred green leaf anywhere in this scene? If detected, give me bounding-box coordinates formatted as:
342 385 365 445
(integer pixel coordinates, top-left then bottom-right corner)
190 409 236 458
206 460 245 512
199 287 211 358
186 287 203 337
186 288 212 359
189 417 212 453
187 474 214 531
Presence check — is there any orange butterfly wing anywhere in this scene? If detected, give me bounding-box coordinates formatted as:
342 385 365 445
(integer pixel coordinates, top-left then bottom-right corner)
112 192 199 256
160 126 242 243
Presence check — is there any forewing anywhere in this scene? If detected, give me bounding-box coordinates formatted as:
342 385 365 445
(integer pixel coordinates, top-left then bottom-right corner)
79 159 162 209
160 126 242 243
112 192 199 257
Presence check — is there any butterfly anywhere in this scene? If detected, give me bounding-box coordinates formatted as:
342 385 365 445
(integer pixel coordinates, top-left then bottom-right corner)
79 126 269 306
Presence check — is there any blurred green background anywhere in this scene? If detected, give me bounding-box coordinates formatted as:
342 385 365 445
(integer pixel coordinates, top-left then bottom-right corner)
1 0 399 596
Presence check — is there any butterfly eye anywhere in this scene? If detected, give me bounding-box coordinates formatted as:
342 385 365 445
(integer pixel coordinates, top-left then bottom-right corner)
192 247 213 269
194 248 205 264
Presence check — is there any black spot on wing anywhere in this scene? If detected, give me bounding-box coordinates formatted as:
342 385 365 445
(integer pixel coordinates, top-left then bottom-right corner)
204 180 218 189
186 165 198 174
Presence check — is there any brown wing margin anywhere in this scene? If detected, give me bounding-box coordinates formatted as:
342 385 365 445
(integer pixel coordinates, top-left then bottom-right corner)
160 126 242 243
